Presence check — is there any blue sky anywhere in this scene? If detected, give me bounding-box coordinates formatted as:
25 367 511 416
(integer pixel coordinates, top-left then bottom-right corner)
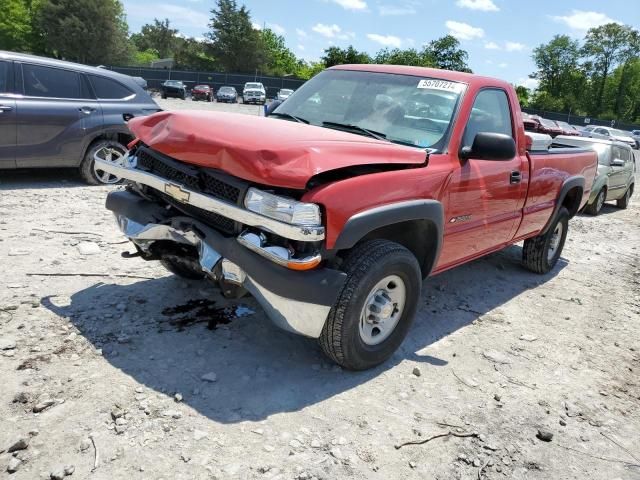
122 0 640 88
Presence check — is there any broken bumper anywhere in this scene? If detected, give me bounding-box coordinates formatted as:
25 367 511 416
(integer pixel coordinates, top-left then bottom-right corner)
106 190 346 338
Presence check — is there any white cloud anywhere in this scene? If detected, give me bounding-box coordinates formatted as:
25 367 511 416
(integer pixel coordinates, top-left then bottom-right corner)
296 28 308 38
297 44 306 51
126 3 209 29
268 23 286 35
445 20 484 41
378 3 416 16
252 21 262 30
505 41 526 52
367 33 402 48
484 41 500 50
551 10 620 33
456 0 499 12
331 0 367 10
312 23 354 40
517 77 539 90
498 62 508 68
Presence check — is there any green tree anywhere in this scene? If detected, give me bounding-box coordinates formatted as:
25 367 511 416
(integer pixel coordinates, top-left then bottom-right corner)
515 85 530 106
423 35 471 72
296 61 325 80
130 48 160 67
321 46 371 67
130 18 178 59
582 23 635 116
261 28 298 76
0 0 33 51
531 35 581 98
174 38 217 71
206 0 265 73
374 48 429 66
36 0 130 64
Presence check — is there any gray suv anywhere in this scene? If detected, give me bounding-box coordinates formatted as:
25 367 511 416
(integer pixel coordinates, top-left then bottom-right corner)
0 51 160 184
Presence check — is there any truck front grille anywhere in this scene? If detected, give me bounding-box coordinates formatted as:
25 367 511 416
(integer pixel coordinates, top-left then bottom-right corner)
135 146 247 234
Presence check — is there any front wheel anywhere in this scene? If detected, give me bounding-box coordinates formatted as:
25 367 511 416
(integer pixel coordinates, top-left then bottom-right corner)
522 207 569 274
319 240 421 371
585 188 606 215
79 140 127 185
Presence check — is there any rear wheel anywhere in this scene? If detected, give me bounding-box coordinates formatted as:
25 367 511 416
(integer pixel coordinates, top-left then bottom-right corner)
522 207 569 274
616 186 632 209
79 140 127 185
585 188 606 215
319 240 421 371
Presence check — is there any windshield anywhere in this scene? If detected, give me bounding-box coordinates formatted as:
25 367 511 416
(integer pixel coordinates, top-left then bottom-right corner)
219 87 235 93
194 85 208 89
165 81 182 86
246 83 262 89
280 89 293 95
539 118 557 128
273 69 465 149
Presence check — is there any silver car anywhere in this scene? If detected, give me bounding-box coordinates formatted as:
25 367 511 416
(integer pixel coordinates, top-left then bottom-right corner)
581 125 636 149
553 135 635 214
0 51 160 184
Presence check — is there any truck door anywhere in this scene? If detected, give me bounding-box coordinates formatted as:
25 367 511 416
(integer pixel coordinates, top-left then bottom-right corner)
15 62 92 168
438 88 527 268
0 60 16 168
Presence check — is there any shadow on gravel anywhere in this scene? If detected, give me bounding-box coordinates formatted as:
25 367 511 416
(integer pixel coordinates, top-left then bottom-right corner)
0 169 92 190
42 243 565 424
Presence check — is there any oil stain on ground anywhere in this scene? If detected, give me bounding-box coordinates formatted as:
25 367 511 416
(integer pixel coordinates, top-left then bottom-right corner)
162 299 254 331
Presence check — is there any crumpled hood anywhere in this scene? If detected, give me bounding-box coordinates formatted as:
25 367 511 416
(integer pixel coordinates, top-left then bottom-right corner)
127 111 426 189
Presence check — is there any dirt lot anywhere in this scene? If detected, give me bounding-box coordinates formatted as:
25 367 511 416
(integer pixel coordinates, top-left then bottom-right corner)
1 100 639 480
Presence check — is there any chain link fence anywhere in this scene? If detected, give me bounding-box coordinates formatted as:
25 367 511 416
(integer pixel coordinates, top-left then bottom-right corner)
522 107 640 132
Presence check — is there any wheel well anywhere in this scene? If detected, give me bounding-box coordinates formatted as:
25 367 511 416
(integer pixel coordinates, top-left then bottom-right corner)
562 186 583 217
358 219 439 277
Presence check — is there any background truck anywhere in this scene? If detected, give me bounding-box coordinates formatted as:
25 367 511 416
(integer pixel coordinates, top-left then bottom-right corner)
98 65 598 370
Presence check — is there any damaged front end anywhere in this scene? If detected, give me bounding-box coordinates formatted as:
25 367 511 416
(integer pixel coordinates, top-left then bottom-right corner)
99 149 346 339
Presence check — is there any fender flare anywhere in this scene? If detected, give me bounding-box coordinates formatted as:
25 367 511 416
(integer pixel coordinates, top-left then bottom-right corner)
332 199 444 275
541 175 584 234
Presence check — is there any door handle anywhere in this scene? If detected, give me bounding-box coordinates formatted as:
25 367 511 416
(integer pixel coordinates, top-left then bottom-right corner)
79 106 96 115
0 105 13 112
510 171 521 184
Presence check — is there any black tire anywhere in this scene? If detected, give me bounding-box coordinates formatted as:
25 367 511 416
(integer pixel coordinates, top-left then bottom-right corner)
160 256 205 280
616 186 632 209
161 94 166 99
522 207 569 274
319 240 422 371
585 188 606 215
79 139 127 185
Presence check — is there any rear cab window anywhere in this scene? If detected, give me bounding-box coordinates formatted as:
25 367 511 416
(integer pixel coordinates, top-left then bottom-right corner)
89 75 135 100
462 88 513 147
21 63 81 99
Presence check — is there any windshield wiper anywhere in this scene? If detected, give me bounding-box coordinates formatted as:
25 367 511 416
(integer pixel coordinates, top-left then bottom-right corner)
269 112 309 124
321 121 388 141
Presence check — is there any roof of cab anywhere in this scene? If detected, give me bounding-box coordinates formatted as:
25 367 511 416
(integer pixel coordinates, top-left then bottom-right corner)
0 50 134 83
329 64 512 90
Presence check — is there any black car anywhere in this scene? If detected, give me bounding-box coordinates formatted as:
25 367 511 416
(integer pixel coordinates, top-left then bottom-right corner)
161 80 187 100
216 86 238 103
0 50 160 184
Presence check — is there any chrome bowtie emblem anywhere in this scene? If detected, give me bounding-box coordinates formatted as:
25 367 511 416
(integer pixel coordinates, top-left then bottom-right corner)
164 183 190 203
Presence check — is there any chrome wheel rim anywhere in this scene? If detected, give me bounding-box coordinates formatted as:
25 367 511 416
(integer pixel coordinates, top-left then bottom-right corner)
93 146 125 184
596 190 605 211
547 222 564 262
359 274 406 346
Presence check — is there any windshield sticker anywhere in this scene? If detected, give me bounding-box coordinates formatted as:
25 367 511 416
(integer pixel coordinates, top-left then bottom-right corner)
417 79 464 93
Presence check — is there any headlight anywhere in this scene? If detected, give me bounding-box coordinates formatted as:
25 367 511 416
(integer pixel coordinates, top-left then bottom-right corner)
244 188 321 226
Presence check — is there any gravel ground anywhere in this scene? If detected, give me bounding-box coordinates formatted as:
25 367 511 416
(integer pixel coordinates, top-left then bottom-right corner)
1 100 639 480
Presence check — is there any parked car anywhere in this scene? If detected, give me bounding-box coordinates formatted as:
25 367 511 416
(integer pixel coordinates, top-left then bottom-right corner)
554 120 581 136
160 80 187 100
97 65 597 370
530 115 563 137
216 86 238 103
626 129 640 149
553 136 635 214
0 50 160 184
581 125 636 148
275 89 294 101
191 85 213 102
243 82 266 104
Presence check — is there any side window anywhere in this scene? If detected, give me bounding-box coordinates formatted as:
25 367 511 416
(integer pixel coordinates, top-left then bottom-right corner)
0 61 9 93
595 128 609 136
462 89 513 147
22 64 80 99
89 75 134 100
619 148 630 162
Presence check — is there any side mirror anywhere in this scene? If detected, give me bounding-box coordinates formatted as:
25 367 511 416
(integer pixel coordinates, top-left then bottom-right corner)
460 132 516 161
611 158 625 167
265 100 282 117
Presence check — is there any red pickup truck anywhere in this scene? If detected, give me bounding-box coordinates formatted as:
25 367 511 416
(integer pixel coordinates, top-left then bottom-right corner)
98 65 597 370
